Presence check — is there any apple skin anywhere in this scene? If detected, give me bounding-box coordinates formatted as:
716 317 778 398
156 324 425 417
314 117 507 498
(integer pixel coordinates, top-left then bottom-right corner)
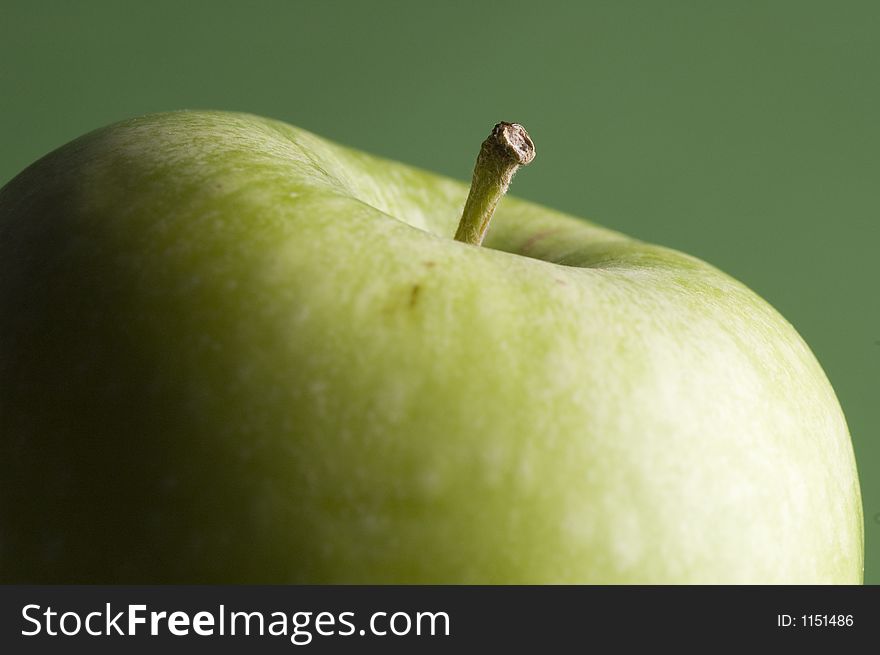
0 111 862 583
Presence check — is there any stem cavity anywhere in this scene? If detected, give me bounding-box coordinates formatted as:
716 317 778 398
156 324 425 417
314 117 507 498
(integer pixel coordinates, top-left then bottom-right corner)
453 122 535 247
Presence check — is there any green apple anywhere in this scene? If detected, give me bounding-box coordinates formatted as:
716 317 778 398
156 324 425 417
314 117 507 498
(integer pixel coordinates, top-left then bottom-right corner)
0 111 863 583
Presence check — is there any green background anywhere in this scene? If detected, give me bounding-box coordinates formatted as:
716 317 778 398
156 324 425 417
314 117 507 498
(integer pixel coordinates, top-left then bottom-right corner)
2 1 877 582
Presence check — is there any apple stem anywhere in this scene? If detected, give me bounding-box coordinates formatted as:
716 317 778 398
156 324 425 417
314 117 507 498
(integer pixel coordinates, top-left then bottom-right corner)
453 122 535 246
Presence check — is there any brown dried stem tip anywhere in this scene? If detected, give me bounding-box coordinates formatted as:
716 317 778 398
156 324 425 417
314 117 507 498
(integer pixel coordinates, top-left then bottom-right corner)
453 122 536 246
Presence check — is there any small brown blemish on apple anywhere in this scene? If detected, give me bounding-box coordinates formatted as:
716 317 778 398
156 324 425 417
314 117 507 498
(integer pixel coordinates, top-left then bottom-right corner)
381 283 424 315
409 284 422 308
520 228 562 254
423 261 437 268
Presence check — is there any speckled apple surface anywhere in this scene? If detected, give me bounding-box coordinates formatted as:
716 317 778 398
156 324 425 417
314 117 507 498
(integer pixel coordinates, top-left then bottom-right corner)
0 112 863 583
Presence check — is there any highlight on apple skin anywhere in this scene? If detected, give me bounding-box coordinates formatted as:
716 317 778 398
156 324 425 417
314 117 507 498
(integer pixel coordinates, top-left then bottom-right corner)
0 111 863 583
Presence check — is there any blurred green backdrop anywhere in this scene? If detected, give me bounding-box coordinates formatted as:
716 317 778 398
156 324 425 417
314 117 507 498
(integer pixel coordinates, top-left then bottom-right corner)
2 1 877 582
